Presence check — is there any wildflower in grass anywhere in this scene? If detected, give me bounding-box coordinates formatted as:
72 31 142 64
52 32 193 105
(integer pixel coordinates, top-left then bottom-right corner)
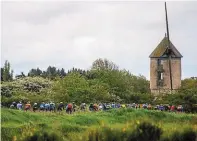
30 132 33 136
126 122 129 128
172 127 177 131
158 122 162 128
136 120 140 125
78 136 83 140
22 131 24 136
122 127 126 132
31 128 35 132
101 121 105 126
192 125 197 130
12 136 17 141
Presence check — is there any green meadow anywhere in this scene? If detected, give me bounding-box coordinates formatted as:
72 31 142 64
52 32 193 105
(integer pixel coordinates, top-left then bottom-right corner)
1 108 197 141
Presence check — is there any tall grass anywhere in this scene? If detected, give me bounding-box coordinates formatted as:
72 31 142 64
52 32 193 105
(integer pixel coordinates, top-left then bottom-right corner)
1 108 197 141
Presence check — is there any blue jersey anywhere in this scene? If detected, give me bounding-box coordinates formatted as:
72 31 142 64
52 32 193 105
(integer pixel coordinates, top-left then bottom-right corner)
45 103 50 109
17 103 22 109
40 104 45 108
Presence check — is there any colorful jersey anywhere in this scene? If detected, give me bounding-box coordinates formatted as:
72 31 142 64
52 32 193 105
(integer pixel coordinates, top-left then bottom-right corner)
25 104 31 109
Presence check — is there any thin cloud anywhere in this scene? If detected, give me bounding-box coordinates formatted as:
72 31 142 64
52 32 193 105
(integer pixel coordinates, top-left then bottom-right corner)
1 1 197 79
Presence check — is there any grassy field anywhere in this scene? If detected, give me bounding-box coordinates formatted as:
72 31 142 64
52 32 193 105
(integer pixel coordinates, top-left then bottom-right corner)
1 108 197 141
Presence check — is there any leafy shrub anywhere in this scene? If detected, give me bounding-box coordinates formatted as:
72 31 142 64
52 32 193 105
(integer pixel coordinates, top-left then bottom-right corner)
61 124 85 133
1 77 52 94
1 127 22 141
1 96 26 107
128 122 162 141
86 127 123 141
24 131 63 141
181 129 197 141
83 121 162 141
1 86 12 97
161 129 196 141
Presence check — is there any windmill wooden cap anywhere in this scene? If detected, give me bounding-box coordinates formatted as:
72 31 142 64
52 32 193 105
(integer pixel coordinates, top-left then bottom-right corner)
149 36 183 58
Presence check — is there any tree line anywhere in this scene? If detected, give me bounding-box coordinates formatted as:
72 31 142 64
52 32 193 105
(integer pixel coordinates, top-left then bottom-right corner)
1 59 150 103
1 61 87 81
1 58 197 112
1 60 14 81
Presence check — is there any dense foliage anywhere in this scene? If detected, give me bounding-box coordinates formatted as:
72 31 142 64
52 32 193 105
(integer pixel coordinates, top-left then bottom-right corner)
1 59 151 105
1 59 197 107
1 60 14 81
155 78 197 112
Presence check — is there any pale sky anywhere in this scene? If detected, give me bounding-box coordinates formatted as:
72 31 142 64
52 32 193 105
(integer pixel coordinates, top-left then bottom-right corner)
1 1 197 80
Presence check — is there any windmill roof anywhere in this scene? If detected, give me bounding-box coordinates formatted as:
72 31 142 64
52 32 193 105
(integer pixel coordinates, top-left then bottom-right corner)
149 36 183 58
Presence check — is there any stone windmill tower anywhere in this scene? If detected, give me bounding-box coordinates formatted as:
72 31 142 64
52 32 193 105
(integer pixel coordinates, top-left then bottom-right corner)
149 2 183 94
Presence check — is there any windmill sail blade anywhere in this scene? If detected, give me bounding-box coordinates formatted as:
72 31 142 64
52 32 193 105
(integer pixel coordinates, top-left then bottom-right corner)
165 2 173 92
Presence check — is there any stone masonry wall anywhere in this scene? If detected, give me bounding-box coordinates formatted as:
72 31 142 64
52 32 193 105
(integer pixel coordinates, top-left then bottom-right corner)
150 58 181 94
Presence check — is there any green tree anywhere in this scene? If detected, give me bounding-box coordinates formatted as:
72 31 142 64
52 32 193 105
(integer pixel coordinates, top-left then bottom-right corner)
88 68 150 102
181 77 197 90
92 58 119 70
1 60 13 81
46 66 58 79
1 67 4 81
88 79 111 102
36 68 42 76
60 68 66 77
51 72 112 103
28 68 39 77
166 89 197 112
51 72 88 103
16 72 26 79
